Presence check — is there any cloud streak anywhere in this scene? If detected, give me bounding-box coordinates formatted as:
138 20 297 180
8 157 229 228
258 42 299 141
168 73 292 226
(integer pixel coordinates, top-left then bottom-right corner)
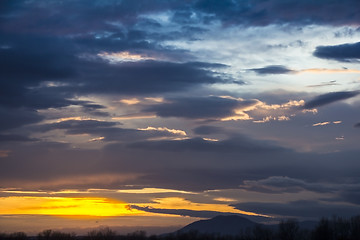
304 91 359 109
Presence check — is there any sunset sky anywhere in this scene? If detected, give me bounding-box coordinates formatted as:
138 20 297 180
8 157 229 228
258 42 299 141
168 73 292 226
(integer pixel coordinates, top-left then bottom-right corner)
1 0 360 235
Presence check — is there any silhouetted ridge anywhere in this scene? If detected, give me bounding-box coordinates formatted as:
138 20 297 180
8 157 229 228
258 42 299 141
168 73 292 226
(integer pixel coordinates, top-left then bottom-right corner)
177 215 257 236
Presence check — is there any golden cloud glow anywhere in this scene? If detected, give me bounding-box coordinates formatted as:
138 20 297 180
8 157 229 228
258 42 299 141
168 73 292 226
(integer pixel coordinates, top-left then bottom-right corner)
0 196 148 218
277 115 290 121
98 51 156 62
144 97 164 103
313 121 342 127
302 108 318 114
116 188 194 194
137 197 270 218
51 117 102 123
137 127 187 136
221 113 252 121
119 98 141 105
312 121 331 126
203 138 219 142
220 99 305 122
257 100 305 110
213 197 237 202
88 136 105 142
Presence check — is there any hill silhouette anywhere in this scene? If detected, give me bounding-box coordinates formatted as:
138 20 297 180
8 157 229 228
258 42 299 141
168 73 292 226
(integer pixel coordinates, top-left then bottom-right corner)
175 215 318 236
177 215 258 236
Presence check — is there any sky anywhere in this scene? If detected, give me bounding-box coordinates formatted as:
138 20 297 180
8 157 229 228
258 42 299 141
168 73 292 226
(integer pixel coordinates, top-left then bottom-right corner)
1 0 360 235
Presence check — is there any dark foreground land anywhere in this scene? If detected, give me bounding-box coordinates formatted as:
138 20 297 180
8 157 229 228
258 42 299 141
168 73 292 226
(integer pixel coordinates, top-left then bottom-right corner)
1 215 360 240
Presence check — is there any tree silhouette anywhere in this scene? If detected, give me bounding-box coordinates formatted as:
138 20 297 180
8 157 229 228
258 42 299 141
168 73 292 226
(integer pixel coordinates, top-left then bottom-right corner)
87 227 116 240
278 219 299 240
252 224 273 240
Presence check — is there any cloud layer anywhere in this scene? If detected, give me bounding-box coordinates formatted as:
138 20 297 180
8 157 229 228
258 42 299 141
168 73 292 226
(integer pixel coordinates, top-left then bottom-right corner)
1 0 360 225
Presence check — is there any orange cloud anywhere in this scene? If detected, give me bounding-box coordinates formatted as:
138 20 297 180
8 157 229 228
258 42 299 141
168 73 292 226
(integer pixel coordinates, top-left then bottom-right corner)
136 197 270 218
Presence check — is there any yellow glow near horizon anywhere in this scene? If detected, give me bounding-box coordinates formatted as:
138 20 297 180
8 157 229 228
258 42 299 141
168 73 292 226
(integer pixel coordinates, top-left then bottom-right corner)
0 196 146 218
138 197 270 218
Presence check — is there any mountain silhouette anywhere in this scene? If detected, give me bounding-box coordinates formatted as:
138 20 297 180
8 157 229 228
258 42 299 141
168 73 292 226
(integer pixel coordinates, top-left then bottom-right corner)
175 215 318 236
177 215 258 236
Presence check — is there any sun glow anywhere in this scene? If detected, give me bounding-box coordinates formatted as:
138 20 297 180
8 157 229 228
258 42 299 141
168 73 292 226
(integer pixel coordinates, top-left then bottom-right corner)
0 196 146 218
137 197 270 218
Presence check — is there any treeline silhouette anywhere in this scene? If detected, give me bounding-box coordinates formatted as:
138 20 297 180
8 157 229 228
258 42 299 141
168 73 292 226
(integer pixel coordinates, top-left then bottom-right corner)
1 215 360 240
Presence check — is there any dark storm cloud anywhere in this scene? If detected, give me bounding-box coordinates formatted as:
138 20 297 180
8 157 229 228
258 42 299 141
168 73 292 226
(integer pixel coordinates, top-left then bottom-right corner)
192 0 360 26
0 107 43 131
38 120 118 133
314 42 360 62
0 134 36 142
250 65 294 75
2 0 359 40
0 1 202 62
73 29 195 60
0 37 76 82
303 91 360 109
0 0 177 35
1 33 226 113
0 33 81 111
233 200 360 219
144 97 257 119
71 61 226 95
1 88 77 110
